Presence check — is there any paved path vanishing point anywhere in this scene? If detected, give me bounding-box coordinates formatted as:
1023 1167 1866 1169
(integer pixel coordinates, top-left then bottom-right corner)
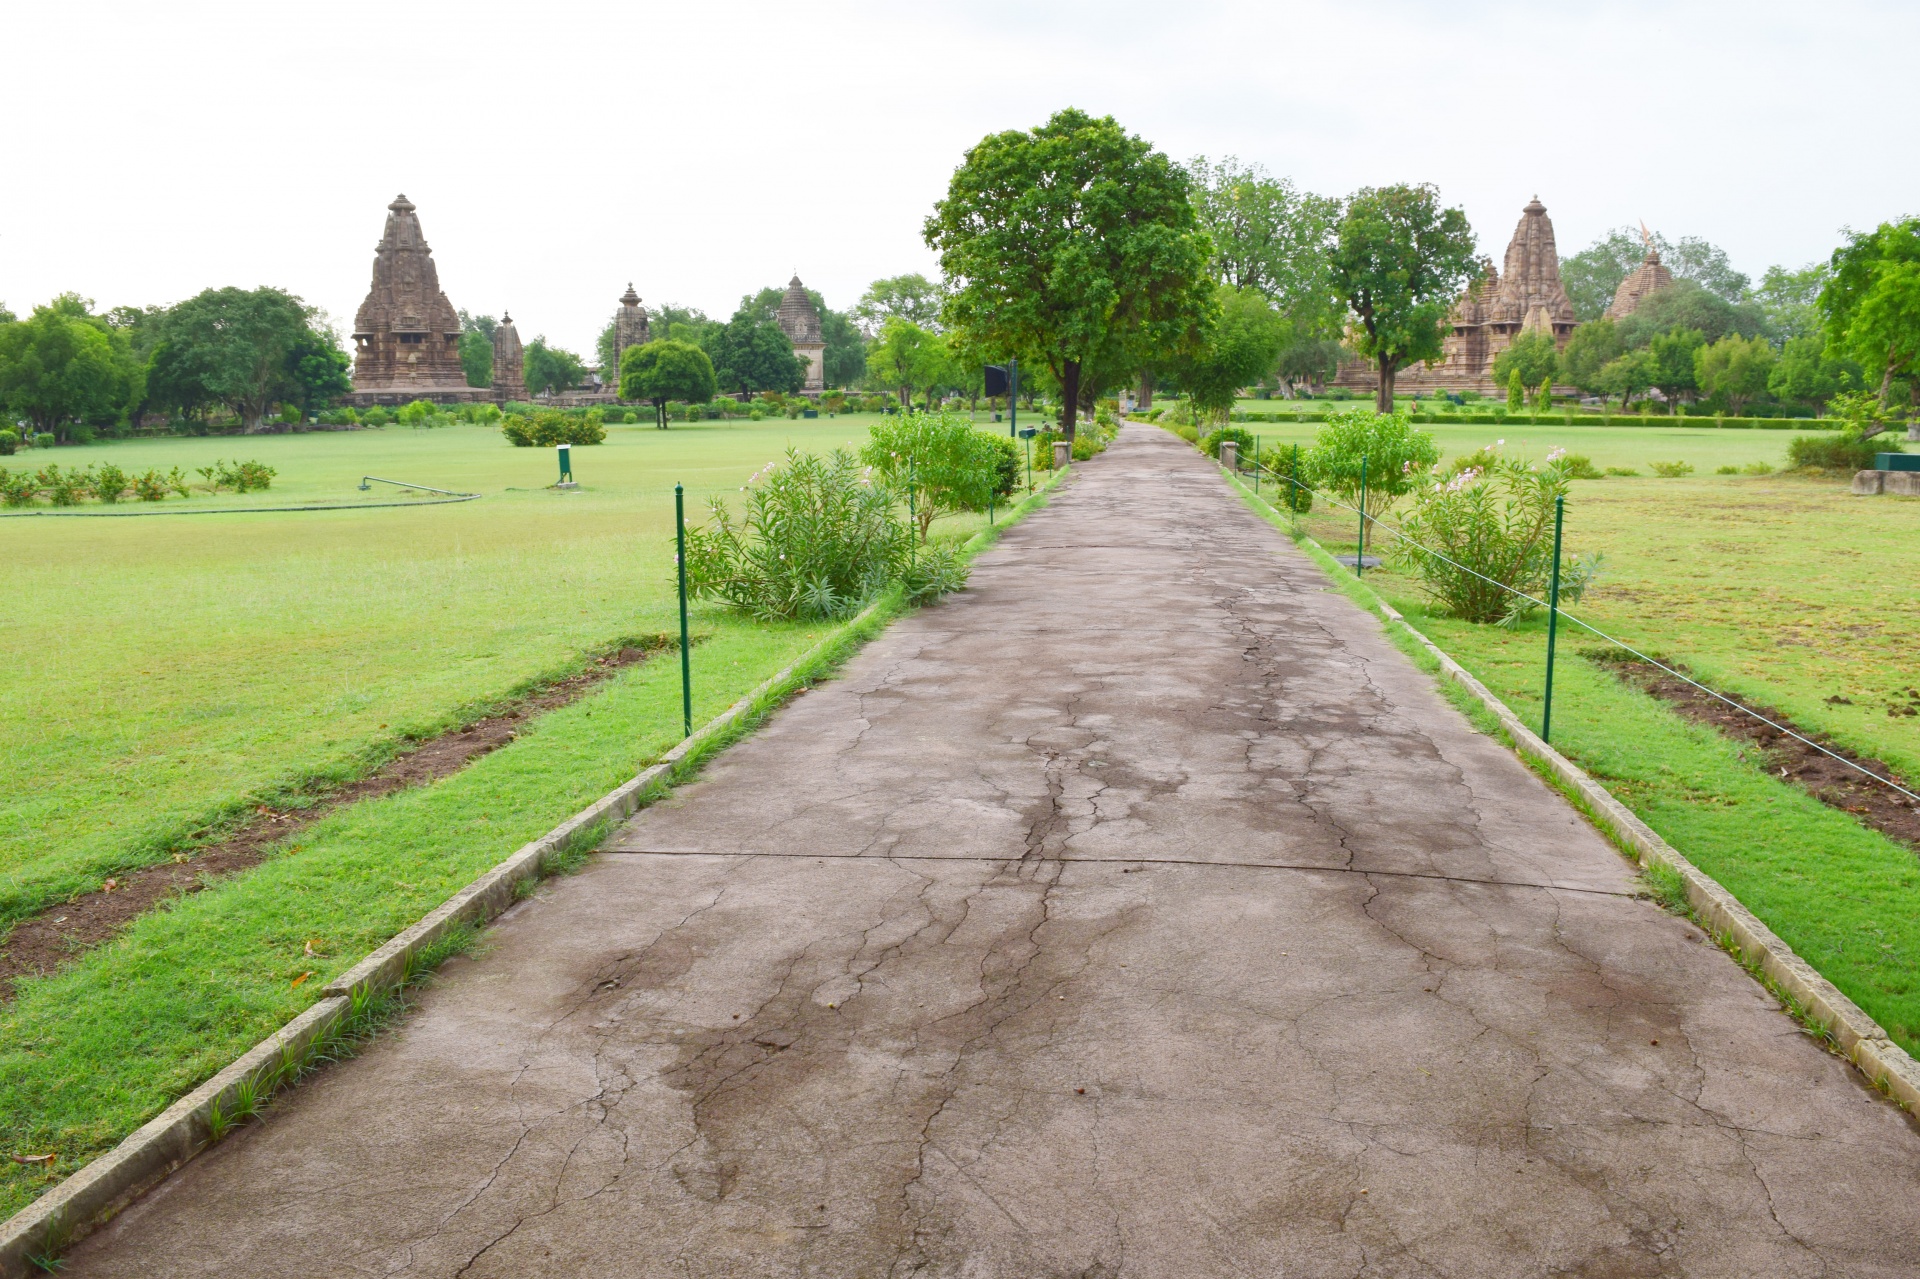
70 423 1920 1277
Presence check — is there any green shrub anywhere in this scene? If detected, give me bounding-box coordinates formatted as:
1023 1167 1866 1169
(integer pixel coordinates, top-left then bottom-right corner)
1393 450 1598 625
398 400 438 428
1741 461 1776 476
1561 454 1603 479
1649 460 1695 477
1604 466 1639 477
132 468 171 501
1200 426 1255 461
361 407 392 426
0 467 36 506
33 433 54 449
1305 408 1441 523
684 446 961 620
195 459 276 492
37 464 86 505
457 403 502 425
984 433 1022 498
503 410 602 447
1715 464 1740 475
1173 424 1198 443
1788 430 1890 472
0 429 16 456
861 409 1003 540
1255 445 1313 514
1071 430 1103 461
93 463 131 503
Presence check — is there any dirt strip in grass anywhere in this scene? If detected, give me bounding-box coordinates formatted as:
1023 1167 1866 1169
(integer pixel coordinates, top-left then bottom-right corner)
1604 655 1920 855
0 639 668 1000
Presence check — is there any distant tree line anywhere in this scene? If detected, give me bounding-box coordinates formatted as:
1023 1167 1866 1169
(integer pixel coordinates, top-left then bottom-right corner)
0 288 348 441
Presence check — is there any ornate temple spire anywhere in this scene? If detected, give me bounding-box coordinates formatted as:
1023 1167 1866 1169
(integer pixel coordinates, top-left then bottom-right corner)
776 275 826 393
350 194 469 392
492 311 526 401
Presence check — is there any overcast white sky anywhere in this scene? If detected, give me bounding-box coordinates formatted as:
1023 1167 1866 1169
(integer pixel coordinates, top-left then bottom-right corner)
5 1 1914 355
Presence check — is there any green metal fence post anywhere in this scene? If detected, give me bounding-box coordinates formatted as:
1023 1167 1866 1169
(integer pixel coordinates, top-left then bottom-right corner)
1253 435 1260 495
675 482 692 738
1355 456 1368 577
1291 443 1302 513
1542 494 1565 742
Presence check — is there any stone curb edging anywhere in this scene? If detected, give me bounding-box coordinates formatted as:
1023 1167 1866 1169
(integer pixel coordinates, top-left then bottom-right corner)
0 463 1074 1276
0 597 893 1277
1223 468 1920 1115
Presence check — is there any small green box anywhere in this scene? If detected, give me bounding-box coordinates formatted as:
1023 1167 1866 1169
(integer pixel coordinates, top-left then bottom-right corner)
1876 453 1920 472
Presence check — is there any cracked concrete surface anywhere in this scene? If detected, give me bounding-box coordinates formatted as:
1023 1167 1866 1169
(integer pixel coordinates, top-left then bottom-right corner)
68 424 1920 1277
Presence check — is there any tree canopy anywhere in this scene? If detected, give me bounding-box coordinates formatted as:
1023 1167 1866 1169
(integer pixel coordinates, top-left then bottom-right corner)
0 303 140 440
1616 279 1764 349
1821 218 1920 407
1693 333 1774 414
1491 330 1559 390
1560 228 1751 321
149 286 316 431
619 340 716 428
926 108 1214 439
865 318 949 408
458 311 495 388
1175 286 1289 422
1328 184 1480 412
705 311 806 398
854 275 945 333
523 339 587 397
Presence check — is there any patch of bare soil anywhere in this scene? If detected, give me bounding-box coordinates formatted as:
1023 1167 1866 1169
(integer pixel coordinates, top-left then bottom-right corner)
1606 657 1920 853
0 641 667 999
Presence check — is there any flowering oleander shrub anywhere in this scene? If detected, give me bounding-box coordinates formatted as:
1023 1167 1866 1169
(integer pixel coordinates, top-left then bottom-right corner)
1392 445 1599 625
683 447 967 621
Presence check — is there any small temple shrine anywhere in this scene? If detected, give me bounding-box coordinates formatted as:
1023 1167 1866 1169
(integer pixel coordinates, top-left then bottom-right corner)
776 275 826 394
1604 230 1676 321
1333 196 1580 395
490 312 526 402
612 284 652 378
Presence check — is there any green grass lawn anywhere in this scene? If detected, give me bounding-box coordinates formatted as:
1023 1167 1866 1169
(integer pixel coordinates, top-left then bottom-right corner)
0 413 1051 1215
0 414 1024 927
1237 420 1920 782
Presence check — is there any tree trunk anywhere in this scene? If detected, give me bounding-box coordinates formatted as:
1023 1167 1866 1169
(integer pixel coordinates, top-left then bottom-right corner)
1060 360 1081 442
1375 354 1396 414
1138 369 1154 409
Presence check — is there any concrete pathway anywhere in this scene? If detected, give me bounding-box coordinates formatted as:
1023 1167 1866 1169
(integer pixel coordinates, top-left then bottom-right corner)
70 424 1920 1277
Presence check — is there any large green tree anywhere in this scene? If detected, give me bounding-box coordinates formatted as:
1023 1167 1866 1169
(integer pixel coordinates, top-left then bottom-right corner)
1175 286 1290 422
1560 317 1624 399
865 318 947 407
1767 335 1858 412
1616 280 1765 349
285 331 352 419
0 304 137 440
1647 326 1706 408
1328 184 1480 413
854 275 944 332
1693 333 1774 414
925 108 1213 441
1754 263 1828 342
619 340 717 429
1491 330 1559 390
156 287 318 430
1821 218 1920 408
459 310 495 388
738 284 867 388
1560 228 1751 321
523 339 586 396
705 311 806 399
1186 156 1339 321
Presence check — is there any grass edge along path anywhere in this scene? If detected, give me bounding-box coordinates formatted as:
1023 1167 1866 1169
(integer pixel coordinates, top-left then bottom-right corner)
0 466 1069 1239
1221 469 1920 1106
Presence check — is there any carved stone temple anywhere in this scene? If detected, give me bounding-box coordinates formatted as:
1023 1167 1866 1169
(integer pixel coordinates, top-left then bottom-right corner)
1333 196 1580 395
776 275 826 394
348 195 491 405
612 284 652 380
491 312 527 403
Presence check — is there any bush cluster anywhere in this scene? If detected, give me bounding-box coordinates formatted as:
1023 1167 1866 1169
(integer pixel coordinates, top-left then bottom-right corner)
683 447 968 621
501 409 607 448
0 461 221 507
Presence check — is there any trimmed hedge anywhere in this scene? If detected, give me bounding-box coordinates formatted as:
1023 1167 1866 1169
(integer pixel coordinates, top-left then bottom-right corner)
1229 407 1838 431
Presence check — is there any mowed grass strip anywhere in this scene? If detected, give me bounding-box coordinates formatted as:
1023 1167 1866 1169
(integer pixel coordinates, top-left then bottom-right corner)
0 415 958 925
0 619 829 1217
1253 420 1920 780
1231 475 1920 1077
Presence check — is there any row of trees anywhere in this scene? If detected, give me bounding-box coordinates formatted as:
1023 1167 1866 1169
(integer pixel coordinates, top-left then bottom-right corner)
0 289 348 440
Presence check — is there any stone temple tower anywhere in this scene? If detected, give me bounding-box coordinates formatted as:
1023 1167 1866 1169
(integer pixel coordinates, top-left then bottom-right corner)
491 312 527 403
612 284 651 383
350 195 470 394
775 275 826 394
